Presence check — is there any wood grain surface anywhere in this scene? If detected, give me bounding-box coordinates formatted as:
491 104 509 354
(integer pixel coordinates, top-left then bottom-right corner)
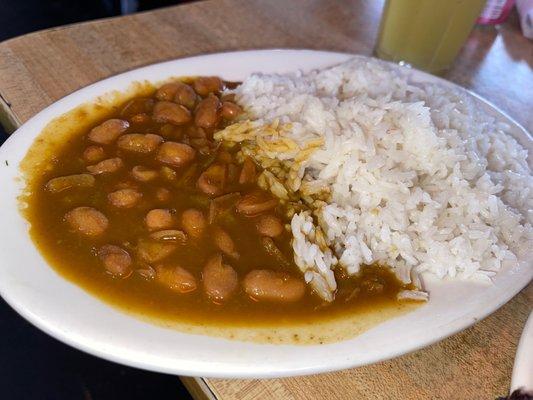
0 1 531 399
207 286 533 400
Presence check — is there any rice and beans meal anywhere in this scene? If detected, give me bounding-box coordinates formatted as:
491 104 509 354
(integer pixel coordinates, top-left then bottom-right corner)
23 57 532 328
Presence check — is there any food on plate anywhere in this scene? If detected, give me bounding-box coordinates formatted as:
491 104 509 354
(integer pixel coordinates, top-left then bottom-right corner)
22 58 532 328
25 75 415 327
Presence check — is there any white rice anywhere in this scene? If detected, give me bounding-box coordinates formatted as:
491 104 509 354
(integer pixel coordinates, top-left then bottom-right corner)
216 57 533 302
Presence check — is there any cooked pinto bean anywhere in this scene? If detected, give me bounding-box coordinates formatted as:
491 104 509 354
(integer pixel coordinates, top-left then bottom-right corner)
174 82 197 109
145 209 175 231
159 123 183 140
65 207 108 236
131 166 158 182
236 191 278 216
256 215 284 237
159 166 177 181
153 101 191 125
149 229 187 243
220 102 242 120
212 226 239 259
202 254 238 303
83 146 105 163
197 164 227 196
155 187 171 202
193 77 222 96
130 113 151 124
195 95 220 129
156 142 196 167
239 157 256 184
243 270 305 302
108 188 143 208
88 119 129 144
117 133 163 153
155 265 197 293
87 157 123 175
155 82 181 101
181 208 206 239
45 174 95 193
98 245 132 277
136 239 177 263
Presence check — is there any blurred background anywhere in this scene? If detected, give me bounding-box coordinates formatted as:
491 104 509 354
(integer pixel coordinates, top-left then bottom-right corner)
0 0 195 42
0 2 195 400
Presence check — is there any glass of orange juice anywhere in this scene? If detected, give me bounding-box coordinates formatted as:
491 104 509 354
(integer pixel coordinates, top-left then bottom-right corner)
375 0 487 74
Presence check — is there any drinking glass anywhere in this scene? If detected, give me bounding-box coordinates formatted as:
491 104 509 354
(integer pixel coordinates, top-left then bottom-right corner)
375 0 487 74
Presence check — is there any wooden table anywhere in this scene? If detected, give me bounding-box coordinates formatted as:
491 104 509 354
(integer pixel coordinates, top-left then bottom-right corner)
0 1 531 399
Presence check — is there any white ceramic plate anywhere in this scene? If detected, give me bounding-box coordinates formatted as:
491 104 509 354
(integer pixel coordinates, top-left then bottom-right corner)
0 50 531 378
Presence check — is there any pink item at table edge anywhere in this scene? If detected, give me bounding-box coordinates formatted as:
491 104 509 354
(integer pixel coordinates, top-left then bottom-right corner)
477 0 516 24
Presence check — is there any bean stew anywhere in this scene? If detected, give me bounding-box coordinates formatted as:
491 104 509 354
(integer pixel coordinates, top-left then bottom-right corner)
24 77 413 327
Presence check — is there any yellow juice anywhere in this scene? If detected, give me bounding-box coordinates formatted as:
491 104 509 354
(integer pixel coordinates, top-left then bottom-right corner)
375 0 487 74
